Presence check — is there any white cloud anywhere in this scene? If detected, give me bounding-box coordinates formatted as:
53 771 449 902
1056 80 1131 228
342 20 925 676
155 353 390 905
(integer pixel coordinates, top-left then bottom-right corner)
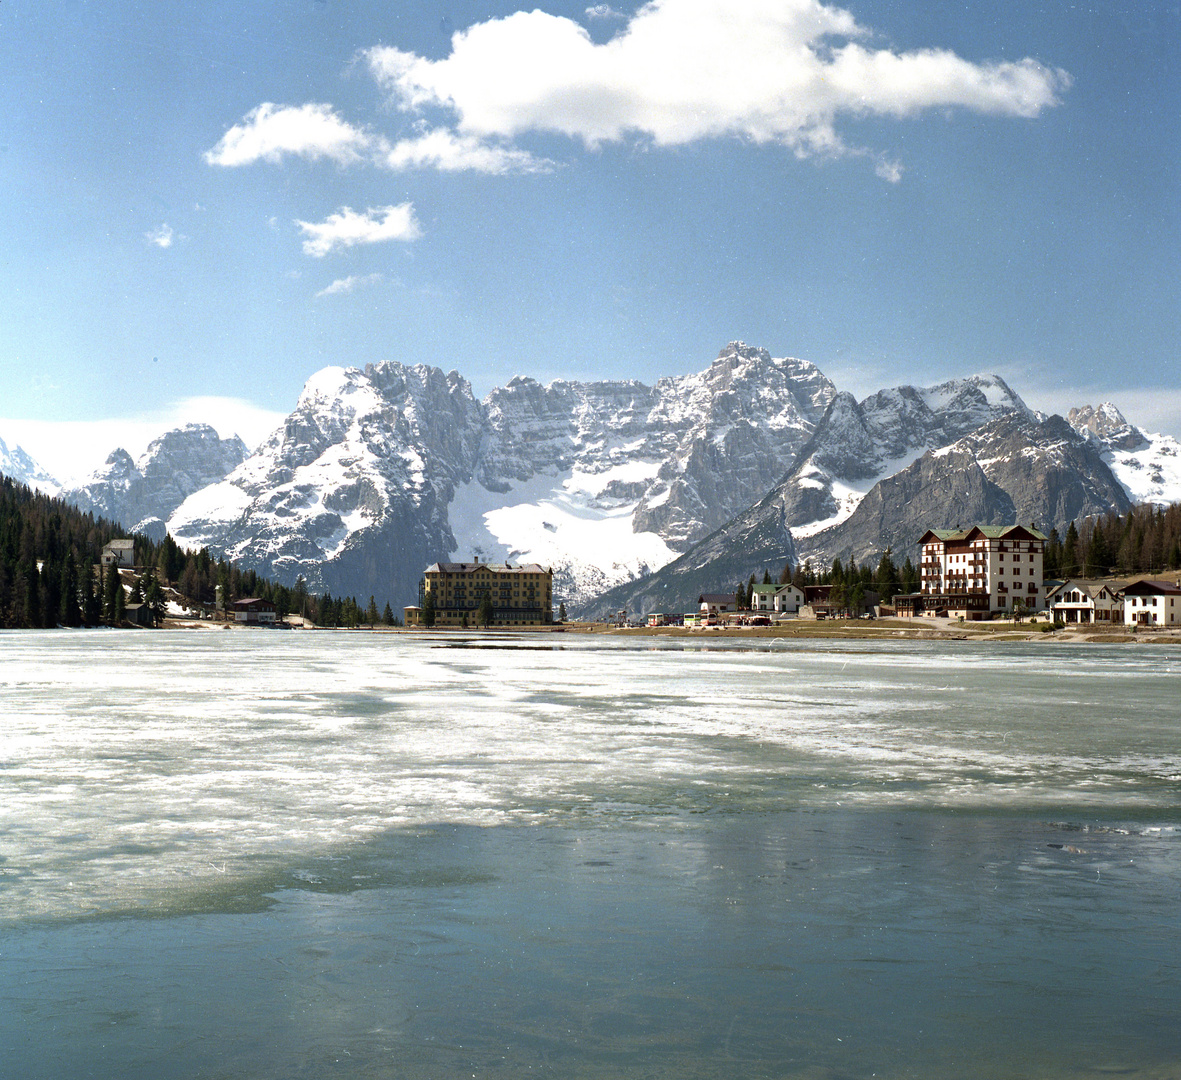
383 127 553 174
0 398 287 487
295 204 422 257
203 102 378 166
145 223 174 248
315 273 384 298
585 4 625 19
205 101 545 176
364 0 1069 173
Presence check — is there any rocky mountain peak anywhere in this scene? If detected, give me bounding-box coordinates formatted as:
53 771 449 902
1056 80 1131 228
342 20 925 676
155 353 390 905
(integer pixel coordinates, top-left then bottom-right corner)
63 426 250 540
1068 403 1147 452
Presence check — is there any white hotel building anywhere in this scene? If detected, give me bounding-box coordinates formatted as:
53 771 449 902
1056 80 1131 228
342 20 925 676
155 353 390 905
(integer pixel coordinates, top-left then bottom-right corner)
914 524 1047 618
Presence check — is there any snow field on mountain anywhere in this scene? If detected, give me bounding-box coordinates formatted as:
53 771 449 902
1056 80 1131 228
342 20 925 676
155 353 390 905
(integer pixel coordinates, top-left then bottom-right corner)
448 468 678 605
790 451 933 540
1104 434 1181 507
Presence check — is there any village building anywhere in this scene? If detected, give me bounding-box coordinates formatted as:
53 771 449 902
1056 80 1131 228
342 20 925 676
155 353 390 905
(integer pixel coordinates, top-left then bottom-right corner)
915 524 1047 618
122 602 156 628
406 558 553 627
101 539 135 568
698 593 737 617
231 597 278 624
773 584 804 614
1121 579 1181 627
750 584 778 612
1046 580 1123 624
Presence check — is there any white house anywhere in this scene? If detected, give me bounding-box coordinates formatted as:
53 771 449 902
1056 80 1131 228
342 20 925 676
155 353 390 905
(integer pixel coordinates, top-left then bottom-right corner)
773 584 804 614
101 539 135 568
1122 579 1181 627
750 584 778 612
1047 580 1123 624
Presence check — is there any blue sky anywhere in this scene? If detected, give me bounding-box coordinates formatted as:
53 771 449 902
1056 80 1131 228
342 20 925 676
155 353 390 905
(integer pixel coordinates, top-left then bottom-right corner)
1 0 1178 481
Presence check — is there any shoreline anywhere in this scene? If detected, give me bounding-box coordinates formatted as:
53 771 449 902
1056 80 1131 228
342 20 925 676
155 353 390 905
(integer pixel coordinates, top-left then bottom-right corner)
155 615 1181 644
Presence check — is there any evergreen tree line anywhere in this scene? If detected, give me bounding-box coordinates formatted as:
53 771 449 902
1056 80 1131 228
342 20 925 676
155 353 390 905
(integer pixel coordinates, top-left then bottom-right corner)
0 477 400 629
734 548 922 611
1043 503 1181 580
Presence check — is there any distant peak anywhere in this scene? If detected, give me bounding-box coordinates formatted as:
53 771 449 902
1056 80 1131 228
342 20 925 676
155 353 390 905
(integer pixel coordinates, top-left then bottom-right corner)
1067 402 1146 451
717 341 772 364
1068 402 1130 431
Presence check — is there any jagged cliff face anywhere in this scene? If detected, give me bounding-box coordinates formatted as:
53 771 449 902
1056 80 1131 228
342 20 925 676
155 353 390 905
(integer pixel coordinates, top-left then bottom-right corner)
63 424 247 539
781 375 1034 542
169 363 484 603
475 341 835 541
793 413 1132 570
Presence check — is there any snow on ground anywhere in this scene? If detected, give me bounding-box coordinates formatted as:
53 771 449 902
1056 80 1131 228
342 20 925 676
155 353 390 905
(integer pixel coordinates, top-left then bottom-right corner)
560 459 662 499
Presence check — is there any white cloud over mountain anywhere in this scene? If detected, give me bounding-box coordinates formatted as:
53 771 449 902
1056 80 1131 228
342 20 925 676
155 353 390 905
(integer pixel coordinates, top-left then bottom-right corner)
295 205 422 257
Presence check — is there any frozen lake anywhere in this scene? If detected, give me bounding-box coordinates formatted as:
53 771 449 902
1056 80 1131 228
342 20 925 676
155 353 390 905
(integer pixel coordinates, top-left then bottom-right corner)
2 630 1180 1078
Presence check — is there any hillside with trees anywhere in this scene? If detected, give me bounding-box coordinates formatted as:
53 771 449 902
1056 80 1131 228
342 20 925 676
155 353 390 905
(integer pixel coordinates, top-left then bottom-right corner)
0 475 399 630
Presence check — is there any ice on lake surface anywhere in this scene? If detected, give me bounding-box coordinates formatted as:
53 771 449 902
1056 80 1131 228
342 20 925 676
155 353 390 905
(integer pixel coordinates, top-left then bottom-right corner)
2 630 1180 1079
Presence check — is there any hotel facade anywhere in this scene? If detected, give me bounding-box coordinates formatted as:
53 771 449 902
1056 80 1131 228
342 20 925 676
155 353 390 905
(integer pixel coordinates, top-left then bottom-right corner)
405 558 553 627
896 524 1047 619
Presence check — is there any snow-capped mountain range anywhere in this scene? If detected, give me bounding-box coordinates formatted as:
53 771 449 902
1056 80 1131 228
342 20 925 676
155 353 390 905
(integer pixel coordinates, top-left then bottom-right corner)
3 345 1180 615
62 425 248 541
166 343 836 609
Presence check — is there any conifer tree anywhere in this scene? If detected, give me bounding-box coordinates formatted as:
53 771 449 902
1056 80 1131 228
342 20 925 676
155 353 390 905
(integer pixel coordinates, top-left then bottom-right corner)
1084 526 1110 578
60 551 81 628
103 561 121 624
145 572 165 627
1061 522 1080 578
41 561 60 628
900 556 919 594
23 561 41 628
82 559 101 626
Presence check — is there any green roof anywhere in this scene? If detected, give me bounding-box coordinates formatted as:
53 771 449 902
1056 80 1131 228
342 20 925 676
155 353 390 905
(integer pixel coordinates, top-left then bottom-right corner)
925 524 1049 543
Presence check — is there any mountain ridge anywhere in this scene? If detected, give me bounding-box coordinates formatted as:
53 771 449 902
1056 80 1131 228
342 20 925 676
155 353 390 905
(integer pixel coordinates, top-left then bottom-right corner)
12 349 1180 616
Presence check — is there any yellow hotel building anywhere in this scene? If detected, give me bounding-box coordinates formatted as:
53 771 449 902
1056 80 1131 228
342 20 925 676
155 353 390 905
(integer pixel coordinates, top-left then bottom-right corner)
405 558 554 627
